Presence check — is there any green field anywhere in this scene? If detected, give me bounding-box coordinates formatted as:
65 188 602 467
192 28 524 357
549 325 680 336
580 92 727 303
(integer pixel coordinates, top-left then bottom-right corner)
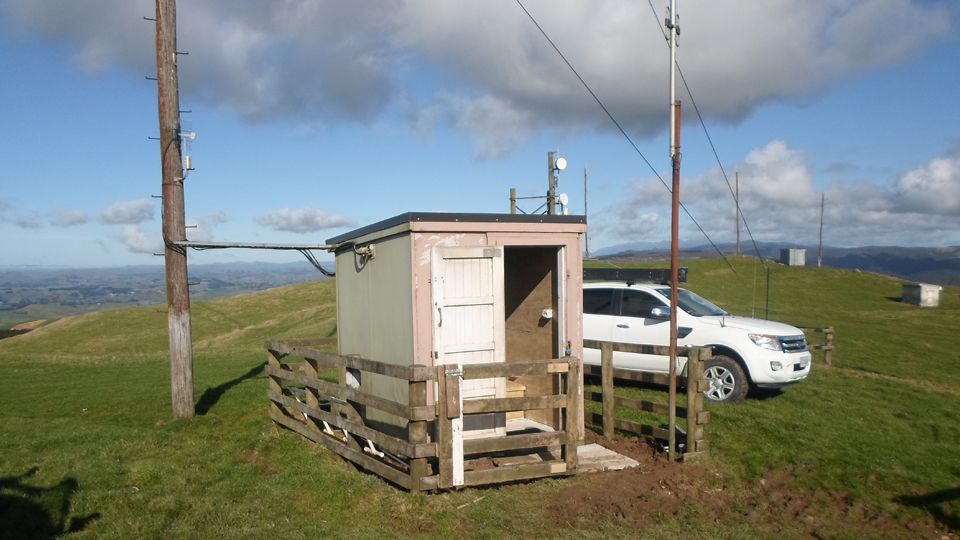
1 257 957 538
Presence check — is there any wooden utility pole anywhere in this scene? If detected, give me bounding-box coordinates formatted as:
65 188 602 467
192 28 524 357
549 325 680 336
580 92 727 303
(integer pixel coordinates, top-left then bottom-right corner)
735 172 741 255
666 0 680 462
818 193 825 268
156 0 194 419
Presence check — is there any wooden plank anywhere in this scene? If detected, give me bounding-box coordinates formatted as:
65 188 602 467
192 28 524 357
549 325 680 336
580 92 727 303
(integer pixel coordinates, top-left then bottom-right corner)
267 390 435 459
444 369 462 419
265 364 434 422
585 392 685 418
461 395 565 414
584 339 692 357
267 341 435 382
419 475 439 492
462 461 569 487
601 343 615 438
462 431 565 454
408 378 430 492
462 360 569 379
436 365 454 490
270 409 412 490
588 413 670 440
697 410 711 425
583 365 677 387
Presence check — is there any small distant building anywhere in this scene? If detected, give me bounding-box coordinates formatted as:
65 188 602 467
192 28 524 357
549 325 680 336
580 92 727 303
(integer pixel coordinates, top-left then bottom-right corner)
780 248 806 266
902 282 942 307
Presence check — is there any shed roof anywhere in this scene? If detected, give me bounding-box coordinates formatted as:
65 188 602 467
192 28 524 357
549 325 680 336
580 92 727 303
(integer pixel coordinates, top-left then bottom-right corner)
327 212 586 245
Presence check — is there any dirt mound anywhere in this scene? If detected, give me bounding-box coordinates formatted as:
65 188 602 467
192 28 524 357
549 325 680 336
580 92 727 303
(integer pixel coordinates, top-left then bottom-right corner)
542 432 954 538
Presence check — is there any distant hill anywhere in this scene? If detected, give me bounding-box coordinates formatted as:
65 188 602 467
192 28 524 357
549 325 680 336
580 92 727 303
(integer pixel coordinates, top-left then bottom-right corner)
596 243 960 285
0 260 328 329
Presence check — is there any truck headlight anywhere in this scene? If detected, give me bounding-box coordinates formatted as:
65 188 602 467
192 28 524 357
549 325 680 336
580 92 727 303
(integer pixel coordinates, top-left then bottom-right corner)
749 333 782 351
770 361 783 371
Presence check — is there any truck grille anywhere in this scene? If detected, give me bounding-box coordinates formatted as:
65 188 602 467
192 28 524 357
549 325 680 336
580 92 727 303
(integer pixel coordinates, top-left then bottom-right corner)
779 335 808 353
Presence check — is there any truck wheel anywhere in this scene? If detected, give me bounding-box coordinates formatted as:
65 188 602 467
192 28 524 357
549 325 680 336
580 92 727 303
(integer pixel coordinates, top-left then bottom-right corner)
703 355 748 403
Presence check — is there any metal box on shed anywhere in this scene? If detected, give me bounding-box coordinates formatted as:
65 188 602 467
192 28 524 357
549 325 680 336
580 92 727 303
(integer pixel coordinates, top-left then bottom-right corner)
326 212 587 438
902 282 942 307
780 248 806 266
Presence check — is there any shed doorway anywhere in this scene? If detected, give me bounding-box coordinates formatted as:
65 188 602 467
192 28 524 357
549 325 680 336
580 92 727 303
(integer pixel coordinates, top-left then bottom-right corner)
504 246 564 429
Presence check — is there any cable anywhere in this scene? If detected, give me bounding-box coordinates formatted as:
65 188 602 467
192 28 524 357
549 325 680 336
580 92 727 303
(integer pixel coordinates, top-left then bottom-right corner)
645 0 766 267
514 0 735 273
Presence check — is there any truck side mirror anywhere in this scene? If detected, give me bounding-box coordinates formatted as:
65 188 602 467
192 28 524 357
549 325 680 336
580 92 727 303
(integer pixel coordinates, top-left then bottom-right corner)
649 306 670 320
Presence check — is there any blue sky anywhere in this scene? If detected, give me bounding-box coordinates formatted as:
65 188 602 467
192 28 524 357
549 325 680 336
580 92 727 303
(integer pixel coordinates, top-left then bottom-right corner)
1 1 958 267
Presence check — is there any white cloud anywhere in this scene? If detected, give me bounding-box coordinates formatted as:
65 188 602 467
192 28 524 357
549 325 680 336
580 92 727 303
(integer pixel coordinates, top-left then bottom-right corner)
50 210 89 227
2 0 951 155
119 224 163 254
893 156 960 216
256 208 353 233
100 199 154 225
599 142 960 248
187 211 228 242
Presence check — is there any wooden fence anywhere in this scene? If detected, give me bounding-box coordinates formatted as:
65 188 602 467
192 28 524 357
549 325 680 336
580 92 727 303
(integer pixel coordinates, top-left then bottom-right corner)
582 339 710 462
266 340 580 491
799 326 835 366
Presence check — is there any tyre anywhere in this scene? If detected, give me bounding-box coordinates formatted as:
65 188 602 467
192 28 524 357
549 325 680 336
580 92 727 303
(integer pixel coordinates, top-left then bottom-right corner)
702 355 748 403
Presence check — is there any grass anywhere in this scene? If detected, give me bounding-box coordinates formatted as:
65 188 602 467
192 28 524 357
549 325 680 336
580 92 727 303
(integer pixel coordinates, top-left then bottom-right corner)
1 258 958 537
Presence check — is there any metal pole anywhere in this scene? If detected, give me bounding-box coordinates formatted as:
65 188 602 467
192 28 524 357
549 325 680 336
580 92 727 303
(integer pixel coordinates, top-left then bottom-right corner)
583 168 589 258
547 151 557 215
735 172 741 256
667 0 680 462
510 188 517 214
765 267 771 320
156 0 194 419
818 193 824 268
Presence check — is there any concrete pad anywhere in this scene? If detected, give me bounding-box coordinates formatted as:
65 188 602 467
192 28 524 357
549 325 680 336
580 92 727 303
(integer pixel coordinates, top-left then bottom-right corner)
577 443 640 473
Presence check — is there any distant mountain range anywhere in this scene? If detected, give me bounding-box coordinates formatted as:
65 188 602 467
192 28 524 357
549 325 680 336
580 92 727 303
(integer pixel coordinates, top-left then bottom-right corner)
594 242 960 285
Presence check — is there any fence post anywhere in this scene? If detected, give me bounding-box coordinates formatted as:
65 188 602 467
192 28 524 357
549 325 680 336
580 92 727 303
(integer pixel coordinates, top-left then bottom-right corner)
408 376 429 492
601 342 615 438
824 327 834 367
267 349 284 418
685 347 706 460
565 356 581 472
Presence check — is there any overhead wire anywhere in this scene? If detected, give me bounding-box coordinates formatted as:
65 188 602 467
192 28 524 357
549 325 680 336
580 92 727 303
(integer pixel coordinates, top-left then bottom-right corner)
514 0 735 273
644 0 766 267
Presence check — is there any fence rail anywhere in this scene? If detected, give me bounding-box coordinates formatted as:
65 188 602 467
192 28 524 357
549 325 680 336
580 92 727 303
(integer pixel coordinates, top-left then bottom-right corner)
582 339 710 462
266 340 579 491
799 326 835 366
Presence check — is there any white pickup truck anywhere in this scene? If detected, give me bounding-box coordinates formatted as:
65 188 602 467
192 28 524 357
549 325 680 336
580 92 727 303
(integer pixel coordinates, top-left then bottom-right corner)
583 281 811 402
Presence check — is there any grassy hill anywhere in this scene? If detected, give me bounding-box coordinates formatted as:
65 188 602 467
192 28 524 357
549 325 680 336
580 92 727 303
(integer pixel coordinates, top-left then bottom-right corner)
1 258 957 538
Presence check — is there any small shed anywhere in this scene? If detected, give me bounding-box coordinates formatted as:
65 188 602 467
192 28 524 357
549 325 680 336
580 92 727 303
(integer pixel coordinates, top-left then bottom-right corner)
902 282 942 307
780 248 806 266
326 212 587 439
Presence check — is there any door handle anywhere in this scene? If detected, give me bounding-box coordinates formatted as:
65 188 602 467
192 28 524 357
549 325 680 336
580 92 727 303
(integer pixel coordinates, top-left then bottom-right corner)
616 323 629 329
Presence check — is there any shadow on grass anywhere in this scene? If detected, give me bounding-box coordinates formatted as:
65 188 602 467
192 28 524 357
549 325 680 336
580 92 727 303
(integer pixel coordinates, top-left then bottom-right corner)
196 361 267 415
748 387 785 400
896 486 960 531
886 296 903 303
0 467 100 538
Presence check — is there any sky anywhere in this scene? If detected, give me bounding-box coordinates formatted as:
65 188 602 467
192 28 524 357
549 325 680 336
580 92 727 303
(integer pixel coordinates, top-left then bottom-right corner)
1 0 958 268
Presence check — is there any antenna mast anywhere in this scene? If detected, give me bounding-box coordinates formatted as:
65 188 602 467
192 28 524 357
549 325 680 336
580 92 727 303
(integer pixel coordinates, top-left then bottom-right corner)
666 0 681 462
584 167 589 258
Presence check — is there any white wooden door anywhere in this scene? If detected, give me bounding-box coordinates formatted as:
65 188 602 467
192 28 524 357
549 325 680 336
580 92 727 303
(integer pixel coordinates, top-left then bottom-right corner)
432 246 506 437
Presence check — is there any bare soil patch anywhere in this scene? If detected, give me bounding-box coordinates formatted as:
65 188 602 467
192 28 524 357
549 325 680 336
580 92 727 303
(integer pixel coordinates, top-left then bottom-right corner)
541 431 955 538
